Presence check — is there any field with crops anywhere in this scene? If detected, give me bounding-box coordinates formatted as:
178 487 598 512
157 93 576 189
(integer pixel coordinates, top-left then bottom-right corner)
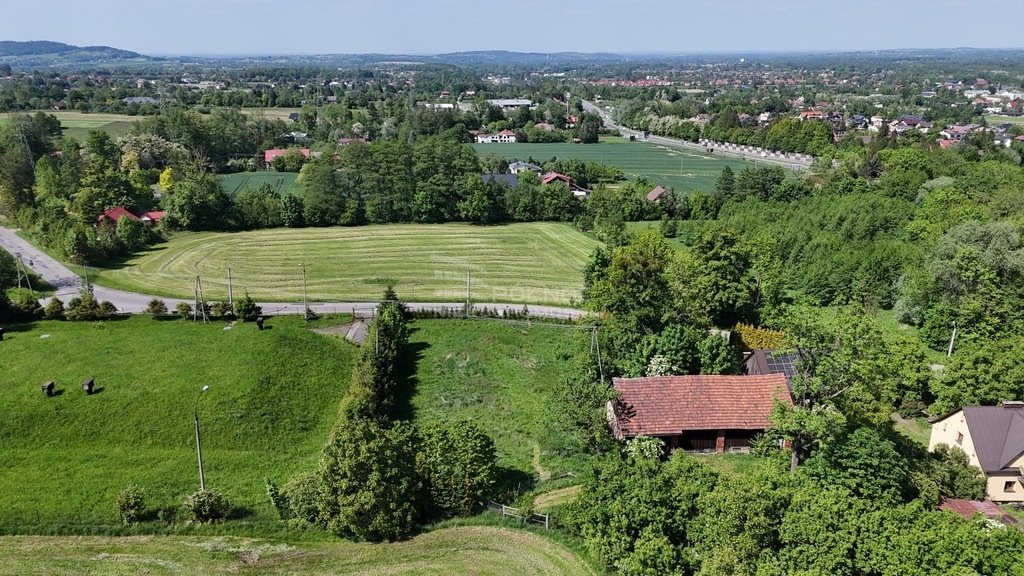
0 111 138 141
92 223 600 305
472 137 754 193
219 172 301 196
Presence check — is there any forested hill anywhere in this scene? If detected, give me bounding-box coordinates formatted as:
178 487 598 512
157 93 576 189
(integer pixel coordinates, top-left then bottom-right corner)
0 41 149 68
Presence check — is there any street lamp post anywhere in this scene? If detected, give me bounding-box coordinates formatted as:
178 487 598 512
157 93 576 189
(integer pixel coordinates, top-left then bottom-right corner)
193 385 209 491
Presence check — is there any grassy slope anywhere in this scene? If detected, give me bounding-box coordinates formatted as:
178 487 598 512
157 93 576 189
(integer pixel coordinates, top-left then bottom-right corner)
408 319 590 481
0 316 354 527
472 137 753 193
94 223 600 305
0 527 595 576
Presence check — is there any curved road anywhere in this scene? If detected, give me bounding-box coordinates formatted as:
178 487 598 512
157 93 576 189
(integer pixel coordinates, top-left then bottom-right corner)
581 99 814 170
0 227 585 320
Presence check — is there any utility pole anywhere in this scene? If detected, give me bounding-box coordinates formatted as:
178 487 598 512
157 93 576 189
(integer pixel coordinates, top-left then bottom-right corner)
300 263 308 322
227 267 234 310
193 386 209 491
947 322 958 357
82 262 91 294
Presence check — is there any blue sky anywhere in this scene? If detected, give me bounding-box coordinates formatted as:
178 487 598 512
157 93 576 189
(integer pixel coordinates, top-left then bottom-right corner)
6 0 1024 55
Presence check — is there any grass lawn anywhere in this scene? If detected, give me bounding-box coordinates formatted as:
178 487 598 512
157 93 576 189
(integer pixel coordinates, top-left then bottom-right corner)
0 526 595 575
408 319 591 483
0 316 354 529
0 111 139 141
93 223 600 305
472 138 755 194
986 114 1024 125
219 172 300 196
240 108 303 122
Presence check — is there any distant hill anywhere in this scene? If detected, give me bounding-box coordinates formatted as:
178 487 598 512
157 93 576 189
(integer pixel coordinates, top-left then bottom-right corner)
0 40 150 68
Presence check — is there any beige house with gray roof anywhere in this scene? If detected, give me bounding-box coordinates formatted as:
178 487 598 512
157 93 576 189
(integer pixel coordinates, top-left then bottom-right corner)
929 402 1024 503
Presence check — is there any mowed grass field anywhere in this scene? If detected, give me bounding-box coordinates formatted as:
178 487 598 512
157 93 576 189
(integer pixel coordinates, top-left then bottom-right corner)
0 111 138 141
0 527 595 575
94 223 600 305
472 138 753 193
0 316 354 528
409 320 589 481
219 172 300 196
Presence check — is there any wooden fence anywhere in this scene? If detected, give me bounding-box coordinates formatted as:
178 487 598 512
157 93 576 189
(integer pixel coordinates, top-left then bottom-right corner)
487 502 550 530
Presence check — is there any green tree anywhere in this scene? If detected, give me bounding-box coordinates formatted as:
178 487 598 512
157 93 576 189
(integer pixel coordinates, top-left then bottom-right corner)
417 422 498 518
164 170 230 231
803 427 910 503
280 194 305 227
317 418 422 541
677 229 756 327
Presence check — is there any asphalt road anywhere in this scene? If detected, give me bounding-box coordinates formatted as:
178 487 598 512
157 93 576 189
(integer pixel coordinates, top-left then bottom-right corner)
581 99 814 170
0 227 585 320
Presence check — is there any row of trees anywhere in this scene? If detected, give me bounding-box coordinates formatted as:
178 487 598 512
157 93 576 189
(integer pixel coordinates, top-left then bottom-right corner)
274 291 500 541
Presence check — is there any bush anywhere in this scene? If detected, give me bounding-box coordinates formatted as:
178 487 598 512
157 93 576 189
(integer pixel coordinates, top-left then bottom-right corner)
43 297 65 320
265 478 289 521
116 484 146 525
211 301 233 319
156 504 178 525
145 298 168 316
234 292 262 322
282 471 323 526
65 292 112 321
175 301 193 318
10 289 42 320
183 489 230 523
418 422 498 519
99 301 118 317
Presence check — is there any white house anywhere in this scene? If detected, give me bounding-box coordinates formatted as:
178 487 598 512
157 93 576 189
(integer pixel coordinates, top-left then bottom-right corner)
476 130 518 144
929 402 1024 503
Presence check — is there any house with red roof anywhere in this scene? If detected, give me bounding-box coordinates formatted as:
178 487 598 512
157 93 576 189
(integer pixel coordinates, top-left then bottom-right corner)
97 206 140 225
541 171 589 197
607 374 792 453
646 185 667 203
140 211 166 225
264 148 311 167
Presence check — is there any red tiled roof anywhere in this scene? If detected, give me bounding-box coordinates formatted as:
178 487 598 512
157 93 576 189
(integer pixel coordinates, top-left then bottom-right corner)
646 185 667 202
264 148 311 163
941 499 1018 525
541 171 571 185
141 211 165 222
97 206 139 223
611 374 792 437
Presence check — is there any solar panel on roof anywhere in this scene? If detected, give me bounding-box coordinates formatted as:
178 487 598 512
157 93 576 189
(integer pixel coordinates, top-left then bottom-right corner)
764 352 801 385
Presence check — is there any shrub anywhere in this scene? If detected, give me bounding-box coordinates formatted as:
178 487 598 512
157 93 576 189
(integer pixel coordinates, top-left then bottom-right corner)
265 478 289 520
99 301 118 317
183 489 230 523
157 504 178 525
234 292 262 322
283 472 323 526
116 484 146 525
175 301 193 318
418 422 498 519
733 322 789 352
145 298 168 316
65 292 110 321
10 289 42 320
211 301 233 319
43 297 65 320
